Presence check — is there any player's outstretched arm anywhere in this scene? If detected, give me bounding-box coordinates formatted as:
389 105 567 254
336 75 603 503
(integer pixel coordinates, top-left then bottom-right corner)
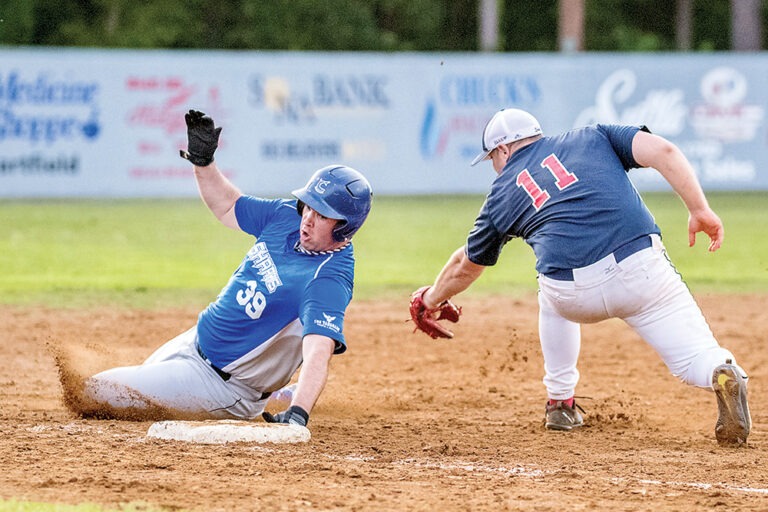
424 246 485 308
262 334 334 426
180 109 242 230
292 334 335 412
193 162 242 230
409 246 483 339
631 130 724 252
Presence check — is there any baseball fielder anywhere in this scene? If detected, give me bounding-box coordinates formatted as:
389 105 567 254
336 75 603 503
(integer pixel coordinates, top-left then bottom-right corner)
410 108 751 446
82 110 373 427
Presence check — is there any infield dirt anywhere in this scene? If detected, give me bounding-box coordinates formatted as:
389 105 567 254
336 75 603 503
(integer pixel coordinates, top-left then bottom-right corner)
1 293 766 511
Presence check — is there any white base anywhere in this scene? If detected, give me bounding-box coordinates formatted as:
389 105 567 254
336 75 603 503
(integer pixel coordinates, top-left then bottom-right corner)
146 420 311 444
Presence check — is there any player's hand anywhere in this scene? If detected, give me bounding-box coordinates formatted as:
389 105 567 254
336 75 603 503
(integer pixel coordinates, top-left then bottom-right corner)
179 109 222 167
409 286 462 339
262 405 309 426
688 207 724 252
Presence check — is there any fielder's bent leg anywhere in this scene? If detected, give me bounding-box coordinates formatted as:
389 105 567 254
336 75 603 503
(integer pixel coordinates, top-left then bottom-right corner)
712 360 751 446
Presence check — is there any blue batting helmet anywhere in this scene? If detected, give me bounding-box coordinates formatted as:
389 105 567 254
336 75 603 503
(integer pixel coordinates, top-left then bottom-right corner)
292 165 373 242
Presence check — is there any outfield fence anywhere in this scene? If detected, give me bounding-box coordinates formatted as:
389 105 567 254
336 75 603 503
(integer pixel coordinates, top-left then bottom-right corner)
0 48 766 198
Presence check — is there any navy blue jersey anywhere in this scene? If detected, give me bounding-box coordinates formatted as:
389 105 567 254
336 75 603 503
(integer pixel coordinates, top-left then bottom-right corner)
466 124 661 273
196 196 354 368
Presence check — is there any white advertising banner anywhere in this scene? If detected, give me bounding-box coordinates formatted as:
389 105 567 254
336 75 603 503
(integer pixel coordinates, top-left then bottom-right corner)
0 48 766 198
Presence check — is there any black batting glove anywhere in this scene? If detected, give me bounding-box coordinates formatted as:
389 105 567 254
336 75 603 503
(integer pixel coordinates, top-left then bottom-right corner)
179 109 222 167
262 405 309 427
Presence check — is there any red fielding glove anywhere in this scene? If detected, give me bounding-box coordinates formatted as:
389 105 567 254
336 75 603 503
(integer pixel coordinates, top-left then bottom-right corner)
409 286 462 339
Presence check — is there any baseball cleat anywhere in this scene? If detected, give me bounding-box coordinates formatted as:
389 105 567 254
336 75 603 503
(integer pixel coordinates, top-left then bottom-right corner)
545 400 584 431
712 361 751 446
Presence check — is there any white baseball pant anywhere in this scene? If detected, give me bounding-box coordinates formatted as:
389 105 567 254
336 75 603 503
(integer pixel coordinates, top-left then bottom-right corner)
83 327 270 419
537 234 745 400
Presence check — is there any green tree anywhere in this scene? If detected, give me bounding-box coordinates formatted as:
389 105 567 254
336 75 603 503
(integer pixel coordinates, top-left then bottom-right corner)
0 0 35 44
585 0 676 51
225 0 382 50
499 0 559 51
694 0 731 50
0 0 479 50
0 0 758 52
52 0 197 48
215 0 477 51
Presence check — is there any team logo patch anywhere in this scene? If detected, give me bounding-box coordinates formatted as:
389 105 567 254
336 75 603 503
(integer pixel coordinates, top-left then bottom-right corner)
314 178 330 194
314 312 341 333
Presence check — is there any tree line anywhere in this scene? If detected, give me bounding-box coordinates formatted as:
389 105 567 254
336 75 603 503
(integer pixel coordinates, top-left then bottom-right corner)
0 0 759 52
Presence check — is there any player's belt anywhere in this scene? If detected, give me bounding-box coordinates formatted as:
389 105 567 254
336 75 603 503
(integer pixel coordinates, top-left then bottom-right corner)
543 235 653 282
196 342 231 381
195 342 273 401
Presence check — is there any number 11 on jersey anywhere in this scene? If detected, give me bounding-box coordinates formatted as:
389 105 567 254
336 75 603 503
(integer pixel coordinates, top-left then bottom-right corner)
516 153 579 210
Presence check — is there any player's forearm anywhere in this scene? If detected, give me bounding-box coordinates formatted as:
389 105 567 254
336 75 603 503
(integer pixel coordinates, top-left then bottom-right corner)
633 132 710 214
291 335 335 413
193 163 242 229
654 152 710 214
425 246 484 307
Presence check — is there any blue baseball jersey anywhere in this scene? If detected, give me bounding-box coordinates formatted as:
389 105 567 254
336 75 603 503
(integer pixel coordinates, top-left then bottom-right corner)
196 196 354 369
467 124 661 273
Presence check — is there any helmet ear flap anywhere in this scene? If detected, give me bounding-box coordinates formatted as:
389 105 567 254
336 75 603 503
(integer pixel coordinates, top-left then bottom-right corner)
297 198 348 242
332 219 350 242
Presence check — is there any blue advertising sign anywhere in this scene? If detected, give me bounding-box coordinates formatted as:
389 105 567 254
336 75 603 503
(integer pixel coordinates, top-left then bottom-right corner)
0 49 765 198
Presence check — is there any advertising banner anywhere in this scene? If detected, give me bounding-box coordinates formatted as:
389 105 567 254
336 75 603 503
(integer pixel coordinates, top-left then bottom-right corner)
0 49 765 197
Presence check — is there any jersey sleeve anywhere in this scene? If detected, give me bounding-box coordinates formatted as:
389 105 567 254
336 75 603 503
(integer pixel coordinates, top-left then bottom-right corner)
234 196 288 237
300 274 353 355
597 124 650 170
465 199 513 266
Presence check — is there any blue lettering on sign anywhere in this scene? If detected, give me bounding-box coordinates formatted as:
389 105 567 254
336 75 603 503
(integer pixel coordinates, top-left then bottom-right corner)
420 75 542 160
0 153 80 174
248 76 317 124
261 140 340 160
248 73 389 125
420 101 440 158
0 72 101 144
439 74 541 106
312 75 389 107
421 99 486 159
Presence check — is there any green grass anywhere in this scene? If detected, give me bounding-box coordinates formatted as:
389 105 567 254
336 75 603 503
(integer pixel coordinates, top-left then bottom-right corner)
0 199 249 307
0 192 766 308
647 192 768 290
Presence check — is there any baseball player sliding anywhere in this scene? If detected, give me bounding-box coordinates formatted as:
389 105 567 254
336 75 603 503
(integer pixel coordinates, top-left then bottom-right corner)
410 108 751 446
80 110 372 427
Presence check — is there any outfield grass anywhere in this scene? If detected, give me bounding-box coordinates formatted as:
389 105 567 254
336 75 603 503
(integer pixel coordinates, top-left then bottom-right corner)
0 192 766 308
